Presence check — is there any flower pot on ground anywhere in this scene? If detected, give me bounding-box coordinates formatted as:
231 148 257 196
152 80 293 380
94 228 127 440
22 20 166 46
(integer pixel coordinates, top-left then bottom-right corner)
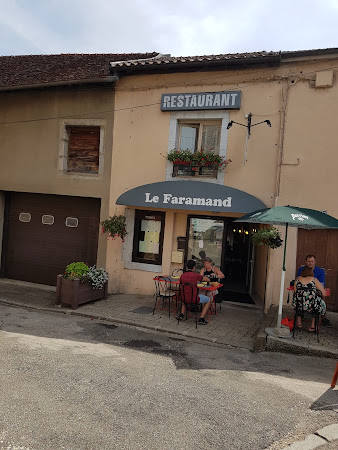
55 262 108 309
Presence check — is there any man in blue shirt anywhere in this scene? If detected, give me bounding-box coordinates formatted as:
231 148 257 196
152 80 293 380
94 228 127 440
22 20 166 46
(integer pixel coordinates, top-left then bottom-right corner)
297 254 331 327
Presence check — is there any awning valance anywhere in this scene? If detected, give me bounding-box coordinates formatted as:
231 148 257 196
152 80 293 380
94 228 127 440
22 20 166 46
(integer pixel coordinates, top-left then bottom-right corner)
116 181 266 213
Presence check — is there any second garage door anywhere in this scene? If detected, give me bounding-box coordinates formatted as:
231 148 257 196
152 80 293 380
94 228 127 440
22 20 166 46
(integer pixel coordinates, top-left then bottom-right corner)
3 192 101 286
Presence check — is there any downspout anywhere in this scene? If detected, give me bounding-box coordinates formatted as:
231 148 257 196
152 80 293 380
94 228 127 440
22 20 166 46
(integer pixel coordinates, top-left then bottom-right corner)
265 77 298 313
274 82 289 207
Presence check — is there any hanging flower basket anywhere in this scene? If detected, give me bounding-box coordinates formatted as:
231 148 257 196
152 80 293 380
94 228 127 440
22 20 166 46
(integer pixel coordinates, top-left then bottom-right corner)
101 214 127 241
251 226 283 249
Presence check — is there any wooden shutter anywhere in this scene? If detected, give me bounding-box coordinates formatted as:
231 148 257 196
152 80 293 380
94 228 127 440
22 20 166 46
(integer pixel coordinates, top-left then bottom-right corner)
67 126 100 173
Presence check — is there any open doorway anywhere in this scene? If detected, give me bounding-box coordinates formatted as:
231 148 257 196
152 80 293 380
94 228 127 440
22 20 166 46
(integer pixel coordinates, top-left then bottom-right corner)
222 221 255 304
185 216 255 304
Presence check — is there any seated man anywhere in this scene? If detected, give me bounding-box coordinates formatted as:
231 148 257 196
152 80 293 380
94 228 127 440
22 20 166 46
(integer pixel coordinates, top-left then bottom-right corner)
177 259 211 325
297 254 331 327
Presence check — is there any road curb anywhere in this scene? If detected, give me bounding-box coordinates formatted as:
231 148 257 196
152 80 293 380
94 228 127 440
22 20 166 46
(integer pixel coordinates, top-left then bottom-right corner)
254 304 276 351
281 423 338 449
0 299 248 352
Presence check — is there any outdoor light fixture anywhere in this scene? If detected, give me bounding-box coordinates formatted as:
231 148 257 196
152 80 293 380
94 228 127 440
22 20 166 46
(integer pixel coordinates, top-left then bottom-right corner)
226 112 272 166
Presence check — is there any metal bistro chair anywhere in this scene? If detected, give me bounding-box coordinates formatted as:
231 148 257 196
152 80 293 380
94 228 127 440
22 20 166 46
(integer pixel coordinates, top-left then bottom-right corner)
172 268 183 277
178 282 200 329
170 268 183 295
153 276 177 318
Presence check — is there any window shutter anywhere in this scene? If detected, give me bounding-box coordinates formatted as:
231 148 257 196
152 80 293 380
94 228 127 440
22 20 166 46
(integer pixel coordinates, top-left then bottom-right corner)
67 126 100 173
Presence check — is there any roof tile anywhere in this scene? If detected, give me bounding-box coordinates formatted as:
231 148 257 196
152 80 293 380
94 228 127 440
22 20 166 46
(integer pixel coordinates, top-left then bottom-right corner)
0 52 159 89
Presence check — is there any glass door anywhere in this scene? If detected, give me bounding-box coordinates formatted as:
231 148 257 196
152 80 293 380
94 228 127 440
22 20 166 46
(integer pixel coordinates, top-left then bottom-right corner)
186 216 225 272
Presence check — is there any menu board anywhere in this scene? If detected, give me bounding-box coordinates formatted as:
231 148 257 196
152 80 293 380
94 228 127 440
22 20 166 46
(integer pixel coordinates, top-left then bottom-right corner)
139 220 161 254
141 220 161 232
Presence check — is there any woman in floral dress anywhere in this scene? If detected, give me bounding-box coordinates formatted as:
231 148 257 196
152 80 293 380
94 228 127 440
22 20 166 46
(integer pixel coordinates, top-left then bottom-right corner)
293 266 326 331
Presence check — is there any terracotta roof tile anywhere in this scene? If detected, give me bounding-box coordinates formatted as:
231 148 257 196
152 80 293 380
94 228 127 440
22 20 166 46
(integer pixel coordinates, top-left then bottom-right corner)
0 52 159 89
110 51 280 69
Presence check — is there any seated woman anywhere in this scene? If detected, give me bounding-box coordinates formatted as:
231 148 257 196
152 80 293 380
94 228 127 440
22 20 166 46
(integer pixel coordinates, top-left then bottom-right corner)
200 257 225 281
292 266 326 331
199 257 225 297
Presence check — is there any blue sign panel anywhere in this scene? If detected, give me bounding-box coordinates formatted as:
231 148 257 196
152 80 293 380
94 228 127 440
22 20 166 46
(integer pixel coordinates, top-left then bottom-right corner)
161 91 241 111
116 181 266 213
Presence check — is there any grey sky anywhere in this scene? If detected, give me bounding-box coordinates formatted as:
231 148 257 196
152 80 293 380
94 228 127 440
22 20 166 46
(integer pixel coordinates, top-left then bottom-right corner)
1 0 338 56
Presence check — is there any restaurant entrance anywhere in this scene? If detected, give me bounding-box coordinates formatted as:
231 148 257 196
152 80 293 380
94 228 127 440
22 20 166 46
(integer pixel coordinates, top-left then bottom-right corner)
186 216 254 303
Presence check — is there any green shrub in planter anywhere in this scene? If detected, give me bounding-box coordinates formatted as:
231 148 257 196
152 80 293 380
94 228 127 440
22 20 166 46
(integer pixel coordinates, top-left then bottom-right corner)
64 262 89 282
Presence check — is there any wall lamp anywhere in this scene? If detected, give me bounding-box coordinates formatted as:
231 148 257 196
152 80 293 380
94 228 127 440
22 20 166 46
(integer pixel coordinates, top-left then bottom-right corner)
227 113 271 136
226 112 271 166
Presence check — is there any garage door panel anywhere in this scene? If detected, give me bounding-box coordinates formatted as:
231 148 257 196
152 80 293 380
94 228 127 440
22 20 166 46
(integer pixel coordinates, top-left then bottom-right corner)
5 193 101 286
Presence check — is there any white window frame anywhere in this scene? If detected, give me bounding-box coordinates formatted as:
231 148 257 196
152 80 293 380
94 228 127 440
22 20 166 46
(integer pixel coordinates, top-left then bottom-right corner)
122 208 162 273
166 110 229 184
58 119 106 178
177 120 221 154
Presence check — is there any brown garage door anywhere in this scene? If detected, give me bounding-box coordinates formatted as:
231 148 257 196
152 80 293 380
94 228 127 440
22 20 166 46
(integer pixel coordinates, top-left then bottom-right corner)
2 192 101 286
296 229 338 312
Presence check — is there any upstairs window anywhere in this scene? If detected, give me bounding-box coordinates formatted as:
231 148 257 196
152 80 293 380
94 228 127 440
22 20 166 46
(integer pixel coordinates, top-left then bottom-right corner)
178 120 221 154
67 126 100 173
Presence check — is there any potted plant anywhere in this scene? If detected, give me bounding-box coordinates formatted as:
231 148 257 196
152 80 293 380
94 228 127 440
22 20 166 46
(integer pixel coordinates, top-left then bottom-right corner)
251 226 283 249
167 148 231 176
101 214 127 241
56 262 108 309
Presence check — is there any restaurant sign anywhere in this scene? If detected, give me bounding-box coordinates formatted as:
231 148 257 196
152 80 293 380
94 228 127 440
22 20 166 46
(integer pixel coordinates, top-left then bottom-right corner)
161 91 241 111
116 181 266 213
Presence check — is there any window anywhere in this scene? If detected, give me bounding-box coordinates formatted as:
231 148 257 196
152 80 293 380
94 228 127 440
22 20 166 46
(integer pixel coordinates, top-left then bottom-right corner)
65 217 79 228
19 213 31 223
42 215 54 225
178 121 221 153
166 110 229 184
66 126 100 173
132 211 165 265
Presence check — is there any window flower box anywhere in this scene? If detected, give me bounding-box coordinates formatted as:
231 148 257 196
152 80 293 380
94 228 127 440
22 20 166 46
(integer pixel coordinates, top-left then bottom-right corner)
168 149 231 178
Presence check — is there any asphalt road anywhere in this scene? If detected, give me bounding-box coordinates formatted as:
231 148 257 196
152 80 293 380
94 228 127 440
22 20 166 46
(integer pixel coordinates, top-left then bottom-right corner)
0 304 337 450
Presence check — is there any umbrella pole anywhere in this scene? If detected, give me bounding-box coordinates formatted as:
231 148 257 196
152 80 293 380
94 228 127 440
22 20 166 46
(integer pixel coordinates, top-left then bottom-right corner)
277 223 288 328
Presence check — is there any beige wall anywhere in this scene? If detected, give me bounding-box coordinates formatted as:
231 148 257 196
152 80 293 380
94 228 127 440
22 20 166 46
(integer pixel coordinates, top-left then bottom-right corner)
2 56 338 304
252 244 268 302
107 58 338 303
0 191 5 271
0 86 116 268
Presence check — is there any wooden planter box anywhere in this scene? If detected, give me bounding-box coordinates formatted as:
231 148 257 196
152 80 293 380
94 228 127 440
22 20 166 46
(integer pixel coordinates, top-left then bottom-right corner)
172 163 218 178
55 274 108 310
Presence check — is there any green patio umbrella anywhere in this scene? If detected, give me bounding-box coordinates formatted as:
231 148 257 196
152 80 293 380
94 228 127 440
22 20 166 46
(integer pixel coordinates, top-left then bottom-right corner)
234 206 338 330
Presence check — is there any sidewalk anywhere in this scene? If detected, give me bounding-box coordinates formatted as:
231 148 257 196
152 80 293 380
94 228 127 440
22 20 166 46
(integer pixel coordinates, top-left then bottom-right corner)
256 304 338 358
0 278 337 356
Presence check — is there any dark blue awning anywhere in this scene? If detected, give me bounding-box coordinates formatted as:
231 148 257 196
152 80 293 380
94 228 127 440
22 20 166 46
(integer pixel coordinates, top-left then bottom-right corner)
116 181 266 213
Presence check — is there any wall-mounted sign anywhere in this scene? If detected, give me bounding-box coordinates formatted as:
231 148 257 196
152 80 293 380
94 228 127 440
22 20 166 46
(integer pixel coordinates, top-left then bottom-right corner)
116 181 266 213
161 91 241 111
